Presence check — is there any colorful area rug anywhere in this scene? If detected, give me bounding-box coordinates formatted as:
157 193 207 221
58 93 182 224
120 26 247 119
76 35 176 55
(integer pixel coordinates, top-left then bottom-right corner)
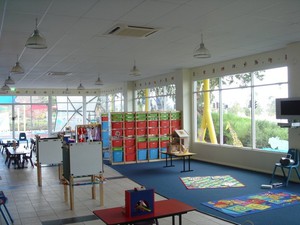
203 190 300 217
180 175 245 189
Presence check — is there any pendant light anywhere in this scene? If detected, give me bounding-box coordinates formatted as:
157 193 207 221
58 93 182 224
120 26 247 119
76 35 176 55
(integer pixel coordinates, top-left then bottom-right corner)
193 34 211 58
64 87 71 95
25 18 47 49
77 83 85 90
1 83 10 91
95 76 104 85
5 76 15 85
130 60 141 76
11 55 24 74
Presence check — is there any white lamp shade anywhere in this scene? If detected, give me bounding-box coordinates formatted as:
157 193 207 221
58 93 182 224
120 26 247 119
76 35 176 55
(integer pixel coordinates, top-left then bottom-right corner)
5 76 15 85
1 84 10 91
25 29 47 49
11 61 24 74
95 77 104 85
77 83 85 90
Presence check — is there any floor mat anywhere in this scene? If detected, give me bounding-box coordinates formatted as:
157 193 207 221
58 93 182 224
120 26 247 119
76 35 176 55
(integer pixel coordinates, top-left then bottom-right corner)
203 190 300 217
180 175 245 189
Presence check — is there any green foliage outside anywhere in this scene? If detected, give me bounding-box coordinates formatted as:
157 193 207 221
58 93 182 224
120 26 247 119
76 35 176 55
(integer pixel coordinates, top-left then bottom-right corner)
210 113 288 149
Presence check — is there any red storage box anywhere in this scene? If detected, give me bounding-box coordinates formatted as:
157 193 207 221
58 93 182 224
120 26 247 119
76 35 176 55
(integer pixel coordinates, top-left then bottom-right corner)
137 128 147 135
160 140 170 148
125 146 136 154
160 120 170 127
148 120 158 127
148 128 159 135
171 120 181 127
112 139 123 147
149 141 159 148
112 129 123 137
125 121 135 128
138 141 147 149
125 138 135 147
101 116 108 121
111 122 123 129
171 126 181 133
125 128 135 136
125 153 136 162
136 121 147 127
160 127 170 135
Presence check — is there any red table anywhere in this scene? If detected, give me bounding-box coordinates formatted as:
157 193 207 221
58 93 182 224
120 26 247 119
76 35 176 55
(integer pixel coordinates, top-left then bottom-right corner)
93 198 195 225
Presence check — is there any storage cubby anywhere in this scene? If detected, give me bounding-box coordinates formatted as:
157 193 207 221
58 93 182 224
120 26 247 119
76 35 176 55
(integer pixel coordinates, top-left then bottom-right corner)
109 111 182 164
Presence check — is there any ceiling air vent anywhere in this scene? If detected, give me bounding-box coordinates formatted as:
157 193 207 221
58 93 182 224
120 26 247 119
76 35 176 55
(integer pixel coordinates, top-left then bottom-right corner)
105 24 158 38
47 72 72 76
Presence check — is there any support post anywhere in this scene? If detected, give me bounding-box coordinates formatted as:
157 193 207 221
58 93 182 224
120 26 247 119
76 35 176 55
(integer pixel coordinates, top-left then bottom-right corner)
69 176 74 210
92 175 96 199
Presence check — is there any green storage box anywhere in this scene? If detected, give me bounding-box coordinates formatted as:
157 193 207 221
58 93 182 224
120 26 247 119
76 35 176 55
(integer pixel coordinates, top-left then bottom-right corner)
111 113 124 121
137 137 147 142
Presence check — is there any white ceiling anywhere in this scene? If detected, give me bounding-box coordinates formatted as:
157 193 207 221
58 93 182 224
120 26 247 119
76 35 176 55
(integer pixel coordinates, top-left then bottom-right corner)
0 0 300 90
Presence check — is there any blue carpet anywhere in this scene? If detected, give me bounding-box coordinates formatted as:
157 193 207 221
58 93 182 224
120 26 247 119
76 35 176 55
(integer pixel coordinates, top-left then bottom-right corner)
110 160 300 225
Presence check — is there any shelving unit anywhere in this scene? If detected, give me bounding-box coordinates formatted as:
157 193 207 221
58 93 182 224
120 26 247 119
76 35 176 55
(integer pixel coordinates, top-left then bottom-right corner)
109 111 182 164
101 114 110 159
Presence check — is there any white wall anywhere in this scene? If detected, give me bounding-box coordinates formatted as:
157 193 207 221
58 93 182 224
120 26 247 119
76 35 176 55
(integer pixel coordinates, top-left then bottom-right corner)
188 43 300 182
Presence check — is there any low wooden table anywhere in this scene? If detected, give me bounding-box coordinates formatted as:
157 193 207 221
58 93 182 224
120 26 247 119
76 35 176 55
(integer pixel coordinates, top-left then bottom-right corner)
161 151 196 172
93 198 195 225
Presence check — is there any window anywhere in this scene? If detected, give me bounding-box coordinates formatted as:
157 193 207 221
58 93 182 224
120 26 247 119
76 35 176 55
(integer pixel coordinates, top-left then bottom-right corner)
193 67 288 153
135 84 176 111
0 96 48 138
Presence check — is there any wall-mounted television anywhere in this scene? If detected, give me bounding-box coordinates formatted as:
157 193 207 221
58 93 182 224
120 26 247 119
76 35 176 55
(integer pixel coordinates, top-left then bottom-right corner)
276 97 300 120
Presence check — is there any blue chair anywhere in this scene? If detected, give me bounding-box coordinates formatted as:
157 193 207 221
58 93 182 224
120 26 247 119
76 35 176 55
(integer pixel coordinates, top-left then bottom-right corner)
0 191 13 225
18 132 28 147
270 148 300 186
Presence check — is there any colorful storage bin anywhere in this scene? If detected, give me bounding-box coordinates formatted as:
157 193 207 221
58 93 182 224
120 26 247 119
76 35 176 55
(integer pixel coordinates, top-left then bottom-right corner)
111 113 124 121
148 120 158 127
148 128 159 135
112 139 123 147
125 121 135 128
149 148 159 159
125 128 135 136
137 149 147 160
125 153 136 162
125 138 135 147
113 150 123 162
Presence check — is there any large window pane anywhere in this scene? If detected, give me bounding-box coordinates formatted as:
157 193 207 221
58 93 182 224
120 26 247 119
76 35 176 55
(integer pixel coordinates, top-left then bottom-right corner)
223 88 251 147
193 66 288 152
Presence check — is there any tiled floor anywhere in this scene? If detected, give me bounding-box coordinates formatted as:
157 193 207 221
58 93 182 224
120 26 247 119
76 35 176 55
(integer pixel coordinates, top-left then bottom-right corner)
0 152 236 225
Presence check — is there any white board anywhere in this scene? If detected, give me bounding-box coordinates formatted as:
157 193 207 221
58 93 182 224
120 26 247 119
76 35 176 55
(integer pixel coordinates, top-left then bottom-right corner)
38 138 63 164
69 142 102 177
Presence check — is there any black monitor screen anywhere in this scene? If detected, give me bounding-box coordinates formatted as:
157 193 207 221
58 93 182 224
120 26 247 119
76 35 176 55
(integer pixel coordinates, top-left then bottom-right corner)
281 100 300 115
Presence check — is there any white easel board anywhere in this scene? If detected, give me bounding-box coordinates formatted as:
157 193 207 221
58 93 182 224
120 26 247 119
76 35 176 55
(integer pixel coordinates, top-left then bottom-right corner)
38 138 63 164
69 142 102 177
